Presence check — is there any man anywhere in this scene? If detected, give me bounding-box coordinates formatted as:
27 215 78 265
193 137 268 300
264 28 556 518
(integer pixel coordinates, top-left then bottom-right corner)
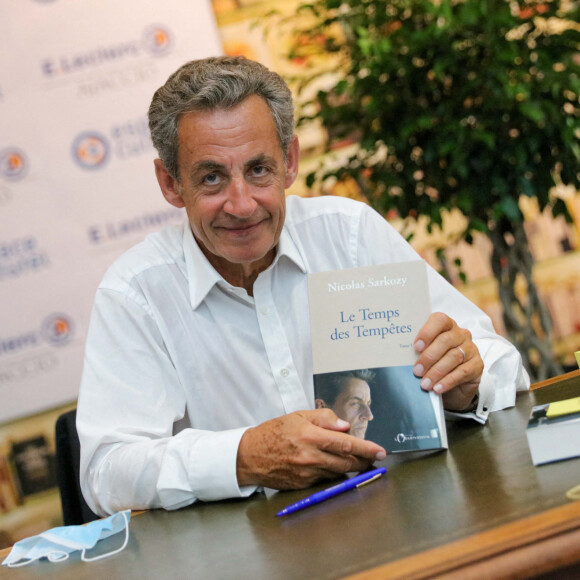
77 56 529 516
314 370 375 439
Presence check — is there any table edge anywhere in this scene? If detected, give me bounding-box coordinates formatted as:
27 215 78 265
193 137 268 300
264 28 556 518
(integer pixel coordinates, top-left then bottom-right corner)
531 368 580 390
345 498 580 580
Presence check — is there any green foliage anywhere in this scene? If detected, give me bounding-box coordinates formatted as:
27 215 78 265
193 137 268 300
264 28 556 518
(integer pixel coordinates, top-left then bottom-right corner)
290 0 580 236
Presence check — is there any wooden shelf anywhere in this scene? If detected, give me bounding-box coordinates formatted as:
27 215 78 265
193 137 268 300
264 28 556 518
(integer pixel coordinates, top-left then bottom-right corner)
0 488 62 549
0 403 74 550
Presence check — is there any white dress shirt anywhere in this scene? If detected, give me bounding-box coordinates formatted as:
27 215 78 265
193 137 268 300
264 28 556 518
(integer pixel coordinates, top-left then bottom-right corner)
77 195 529 516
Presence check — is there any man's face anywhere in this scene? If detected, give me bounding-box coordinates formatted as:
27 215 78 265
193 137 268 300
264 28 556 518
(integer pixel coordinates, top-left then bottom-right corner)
333 378 374 439
154 95 299 283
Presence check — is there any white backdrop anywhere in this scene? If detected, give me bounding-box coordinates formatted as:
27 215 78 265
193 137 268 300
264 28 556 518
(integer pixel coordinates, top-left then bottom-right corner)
0 0 223 423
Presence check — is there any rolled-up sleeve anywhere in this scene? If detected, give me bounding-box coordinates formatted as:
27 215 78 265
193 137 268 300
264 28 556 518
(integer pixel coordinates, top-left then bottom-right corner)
77 288 257 517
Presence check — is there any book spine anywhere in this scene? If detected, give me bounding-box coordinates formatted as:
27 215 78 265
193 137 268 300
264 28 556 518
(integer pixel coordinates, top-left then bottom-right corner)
0 452 22 513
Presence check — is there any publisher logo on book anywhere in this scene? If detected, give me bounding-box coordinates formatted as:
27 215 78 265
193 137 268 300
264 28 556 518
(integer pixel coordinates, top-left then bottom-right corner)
394 433 407 444
394 431 436 444
0 148 28 181
72 132 110 170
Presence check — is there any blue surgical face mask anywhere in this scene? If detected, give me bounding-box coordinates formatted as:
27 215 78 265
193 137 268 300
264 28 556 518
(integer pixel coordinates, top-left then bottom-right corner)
2 510 131 568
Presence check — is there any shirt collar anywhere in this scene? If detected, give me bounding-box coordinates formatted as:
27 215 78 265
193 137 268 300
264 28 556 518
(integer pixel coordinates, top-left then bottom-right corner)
271 225 307 273
183 221 307 310
182 224 222 309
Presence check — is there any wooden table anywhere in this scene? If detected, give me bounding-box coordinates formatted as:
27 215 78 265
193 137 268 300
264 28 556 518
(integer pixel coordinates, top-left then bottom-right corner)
2 370 580 579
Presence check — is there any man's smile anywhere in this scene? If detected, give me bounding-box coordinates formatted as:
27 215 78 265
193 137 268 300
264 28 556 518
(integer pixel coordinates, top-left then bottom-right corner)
215 217 269 234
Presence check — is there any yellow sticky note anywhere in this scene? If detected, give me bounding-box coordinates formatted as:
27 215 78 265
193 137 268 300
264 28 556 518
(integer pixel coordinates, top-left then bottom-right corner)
546 396 580 418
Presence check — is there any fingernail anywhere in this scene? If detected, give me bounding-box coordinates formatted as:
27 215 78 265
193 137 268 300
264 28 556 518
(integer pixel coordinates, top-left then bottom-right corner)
337 419 349 429
434 383 443 393
413 363 424 377
420 377 431 390
375 451 386 461
415 339 425 352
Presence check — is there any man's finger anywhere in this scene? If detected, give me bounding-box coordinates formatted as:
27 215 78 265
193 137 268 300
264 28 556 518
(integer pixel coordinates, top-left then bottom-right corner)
316 427 386 462
414 312 454 353
299 409 386 461
419 342 475 391
430 357 481 394
315 454 376 476
299 408 351 432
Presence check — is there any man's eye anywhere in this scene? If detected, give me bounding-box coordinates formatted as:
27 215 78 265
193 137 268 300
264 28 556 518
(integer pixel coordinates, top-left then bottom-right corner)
251 165 269 177
202 173 221 185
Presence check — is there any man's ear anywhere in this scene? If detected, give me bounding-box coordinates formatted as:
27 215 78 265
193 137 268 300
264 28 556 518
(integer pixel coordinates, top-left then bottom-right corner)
315 398 327 410
284 135 300 189
154 159 184 208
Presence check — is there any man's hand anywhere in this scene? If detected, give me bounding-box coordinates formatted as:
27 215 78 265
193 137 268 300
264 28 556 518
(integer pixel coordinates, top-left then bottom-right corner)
236 409 386 490
413 312 483 411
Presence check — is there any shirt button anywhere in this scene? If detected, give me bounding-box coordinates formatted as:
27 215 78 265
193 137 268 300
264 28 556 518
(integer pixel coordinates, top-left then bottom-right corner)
280 368 290 378
260 306 270 316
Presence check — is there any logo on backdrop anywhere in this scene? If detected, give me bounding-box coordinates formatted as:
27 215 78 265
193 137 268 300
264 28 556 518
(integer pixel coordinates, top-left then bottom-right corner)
0 148 28 181
71 132 110 169
0 314 74 387
0 313 75 358
0 352 58 386
0 236 51 282
42 24 173 78
41 313 75 346
88 207 184 244
142 25 173 56
72 116 153 171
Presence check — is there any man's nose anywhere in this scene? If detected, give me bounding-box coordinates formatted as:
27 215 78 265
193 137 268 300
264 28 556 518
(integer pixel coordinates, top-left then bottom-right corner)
223 178 257 218
361 404 373 421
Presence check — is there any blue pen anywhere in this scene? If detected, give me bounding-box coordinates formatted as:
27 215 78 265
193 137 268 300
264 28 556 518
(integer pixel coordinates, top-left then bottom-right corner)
276 466 387 517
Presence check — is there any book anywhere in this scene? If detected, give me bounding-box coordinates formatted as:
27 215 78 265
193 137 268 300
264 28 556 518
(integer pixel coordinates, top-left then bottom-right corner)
308 260 447 453
10 435 57 496
526 397 580 466
0 453 21 513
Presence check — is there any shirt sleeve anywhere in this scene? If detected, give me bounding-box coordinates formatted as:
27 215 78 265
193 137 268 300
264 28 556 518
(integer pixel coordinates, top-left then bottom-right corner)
355 203 530 420
77 287 257 517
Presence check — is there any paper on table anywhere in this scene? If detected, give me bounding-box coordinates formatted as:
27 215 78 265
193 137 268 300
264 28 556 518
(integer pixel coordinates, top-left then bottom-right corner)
546 397 580 419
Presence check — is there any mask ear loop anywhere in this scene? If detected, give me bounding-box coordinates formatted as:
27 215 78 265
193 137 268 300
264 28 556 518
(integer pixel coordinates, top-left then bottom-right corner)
6 551 70 568
81 510 131 563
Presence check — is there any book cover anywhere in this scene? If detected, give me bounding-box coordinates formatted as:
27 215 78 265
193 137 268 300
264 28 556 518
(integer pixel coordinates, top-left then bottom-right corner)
308 261 447 453
526 399 580 466
0 454 21 513
10 435 56 496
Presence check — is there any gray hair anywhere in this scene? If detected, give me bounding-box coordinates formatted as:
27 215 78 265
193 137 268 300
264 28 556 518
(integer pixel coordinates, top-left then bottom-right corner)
148 55 295 180
314 369 375 408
